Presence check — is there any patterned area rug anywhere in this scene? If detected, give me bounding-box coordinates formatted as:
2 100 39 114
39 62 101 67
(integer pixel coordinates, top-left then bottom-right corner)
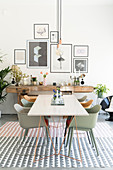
0 122 113 168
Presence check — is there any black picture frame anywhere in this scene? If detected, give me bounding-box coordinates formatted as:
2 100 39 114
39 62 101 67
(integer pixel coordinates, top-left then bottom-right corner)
50 44 72 73
34 24 49 39
74 45 89 57
50 31 59 43
73 58 88 73
14 49 26 65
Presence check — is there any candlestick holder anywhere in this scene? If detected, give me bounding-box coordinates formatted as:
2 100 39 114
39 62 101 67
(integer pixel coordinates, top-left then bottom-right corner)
70 76 80 86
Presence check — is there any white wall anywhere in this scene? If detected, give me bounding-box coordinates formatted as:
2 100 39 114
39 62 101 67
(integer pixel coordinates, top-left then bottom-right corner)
0 0 113 113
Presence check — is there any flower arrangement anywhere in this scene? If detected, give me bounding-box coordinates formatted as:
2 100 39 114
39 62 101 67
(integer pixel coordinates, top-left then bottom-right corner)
40 71 48 78
11 65 22 85
53 87 60 100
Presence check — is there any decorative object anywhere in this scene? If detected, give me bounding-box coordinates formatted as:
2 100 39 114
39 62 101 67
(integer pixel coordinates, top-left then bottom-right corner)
39 82 43 85
0 51 11 104
70 70 80 86
22 73 29 85
11 78 15 85
53 82 56 86
34 24 49 39
51 87 64 105
50 31 59 43
14 49 26 64
11 65 22 86
74 45 89 57
32 77 37 85
27 40 49 69
80 74 86 86
50 44 72 73
73 58 88 73
40 71 48 86
95 84 109 98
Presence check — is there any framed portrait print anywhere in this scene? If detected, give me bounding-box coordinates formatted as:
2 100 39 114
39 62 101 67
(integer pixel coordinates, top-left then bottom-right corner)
27 40 49 69
14 49 26 64
34 24 49 39
74 45 89 57
50 31 59 43
73 58 88 73
50 44 72 73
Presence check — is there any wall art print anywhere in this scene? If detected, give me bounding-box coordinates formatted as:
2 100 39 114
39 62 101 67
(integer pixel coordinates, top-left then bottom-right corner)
73 58 88 73
34 24 49 39
27 40 49 69
74 45 89 57
14 49 26 65
50 44 72 73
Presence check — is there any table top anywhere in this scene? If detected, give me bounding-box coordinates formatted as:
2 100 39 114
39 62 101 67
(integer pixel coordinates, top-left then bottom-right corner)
28 95 89 116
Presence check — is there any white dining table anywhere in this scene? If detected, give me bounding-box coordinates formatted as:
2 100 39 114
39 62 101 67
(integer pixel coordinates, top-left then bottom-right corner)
28 94 89 163
28 94 89 117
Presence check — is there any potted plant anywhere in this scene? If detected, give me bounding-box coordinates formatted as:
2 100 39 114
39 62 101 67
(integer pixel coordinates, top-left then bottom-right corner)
0 51 11 117
95 84 109 98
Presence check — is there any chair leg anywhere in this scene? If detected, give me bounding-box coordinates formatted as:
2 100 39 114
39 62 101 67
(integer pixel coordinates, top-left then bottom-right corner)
89 130 94 147
66 127 71 147
86 131 91 144
45 126 49 143
68 127 74 156
23 129 29 141
91 129 99 156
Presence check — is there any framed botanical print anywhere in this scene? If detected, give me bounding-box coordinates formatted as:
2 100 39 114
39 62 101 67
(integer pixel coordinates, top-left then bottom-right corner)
73 58 88 73
14 49 26 64
50 44 72 73
74 45 89 57
34 24 49 39
27 40 49 69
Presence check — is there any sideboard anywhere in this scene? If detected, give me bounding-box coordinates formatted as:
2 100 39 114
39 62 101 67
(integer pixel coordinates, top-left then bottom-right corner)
6 85 94 104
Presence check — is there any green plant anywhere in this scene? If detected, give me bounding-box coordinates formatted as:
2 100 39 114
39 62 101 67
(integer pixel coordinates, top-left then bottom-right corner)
95 84 109 97
0 52 11 103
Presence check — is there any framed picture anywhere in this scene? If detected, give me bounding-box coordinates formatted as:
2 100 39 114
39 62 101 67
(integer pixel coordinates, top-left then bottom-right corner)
14 49 26 64
50 31 59 43
34 24 49 39
74 45 89 57
50 44 72 73
73 58 88 73
27 40 49 69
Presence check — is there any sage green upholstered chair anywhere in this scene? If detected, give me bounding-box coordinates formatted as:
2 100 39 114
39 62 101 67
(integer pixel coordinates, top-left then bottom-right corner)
14 104 49 142
66 105 101 156
78 95 87 102
21 98 34 107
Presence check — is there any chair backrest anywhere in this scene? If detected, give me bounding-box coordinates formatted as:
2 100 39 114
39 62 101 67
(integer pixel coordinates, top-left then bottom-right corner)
21 98 33 107
24 95 37 102
100 96 113 111
70 104 101 129
85 104 101 113
14 104 45 129
81 99 93 108
78 95 87 102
